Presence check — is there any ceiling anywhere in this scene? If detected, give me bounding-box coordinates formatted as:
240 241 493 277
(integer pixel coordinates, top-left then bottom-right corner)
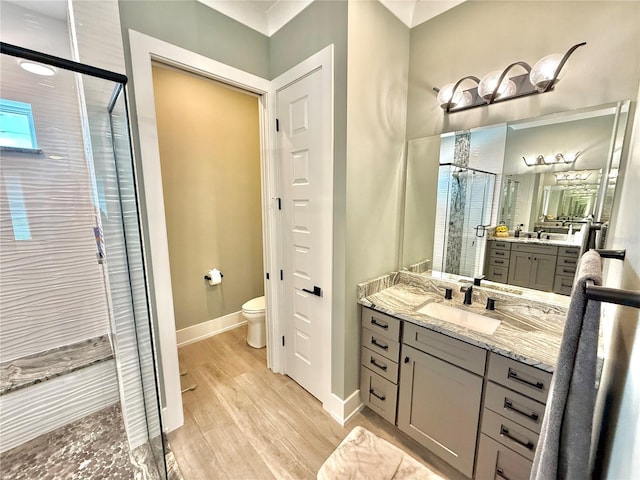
196 0 466 37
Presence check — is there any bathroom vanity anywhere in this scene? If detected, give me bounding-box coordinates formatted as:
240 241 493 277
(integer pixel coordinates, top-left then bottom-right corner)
357 271 580 480
484 237 581 295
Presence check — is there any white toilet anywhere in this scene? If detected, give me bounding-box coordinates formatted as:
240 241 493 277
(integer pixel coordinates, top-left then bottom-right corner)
242 296 266 348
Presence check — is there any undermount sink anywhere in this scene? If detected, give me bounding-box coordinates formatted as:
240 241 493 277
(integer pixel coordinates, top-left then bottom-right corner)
417 302 501 335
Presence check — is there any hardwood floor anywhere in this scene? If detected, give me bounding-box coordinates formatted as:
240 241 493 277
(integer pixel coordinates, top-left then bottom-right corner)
170 326 463 480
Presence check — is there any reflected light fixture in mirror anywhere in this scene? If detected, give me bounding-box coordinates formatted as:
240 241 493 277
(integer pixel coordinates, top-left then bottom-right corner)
522 151 581 166
434 42 586 113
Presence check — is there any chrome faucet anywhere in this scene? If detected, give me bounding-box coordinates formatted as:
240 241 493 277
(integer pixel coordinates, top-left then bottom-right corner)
461 284 473 305
537 229 545 239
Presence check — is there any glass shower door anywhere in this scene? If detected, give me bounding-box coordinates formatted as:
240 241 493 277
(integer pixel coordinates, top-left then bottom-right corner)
0 42 167 479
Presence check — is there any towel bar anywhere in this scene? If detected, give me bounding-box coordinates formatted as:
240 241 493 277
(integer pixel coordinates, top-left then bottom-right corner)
585 280 640 309
594 249 625 260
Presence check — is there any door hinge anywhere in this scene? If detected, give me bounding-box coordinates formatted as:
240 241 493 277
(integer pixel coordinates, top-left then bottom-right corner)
276 118 280 132
280 270 284 280
266 272 270 280
282 336 285 346
277 198 281 210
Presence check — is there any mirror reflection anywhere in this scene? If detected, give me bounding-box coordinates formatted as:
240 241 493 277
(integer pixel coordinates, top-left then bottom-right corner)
403 100 630 296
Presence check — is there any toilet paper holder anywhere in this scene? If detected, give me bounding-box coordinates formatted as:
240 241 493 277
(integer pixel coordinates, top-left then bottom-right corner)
204 272 224 280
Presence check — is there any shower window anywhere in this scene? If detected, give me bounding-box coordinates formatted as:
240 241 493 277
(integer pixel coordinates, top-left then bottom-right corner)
0 99 39 151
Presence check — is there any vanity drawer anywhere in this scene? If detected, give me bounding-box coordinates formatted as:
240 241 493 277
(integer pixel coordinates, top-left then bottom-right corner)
360 367 398 424
488 353 552 404
482 409 539 461
361 346 399 384
484 382 545 433
556 264 576 276
403 323 486 375
476 434 533 480
361 307 401 342
558 246 580 258
511 243 558 256
490 248 511 259
554 275 574 295
491 240 511 250
486 265 509 283
362 327 400 362
557 256 579 268
489 256 509 267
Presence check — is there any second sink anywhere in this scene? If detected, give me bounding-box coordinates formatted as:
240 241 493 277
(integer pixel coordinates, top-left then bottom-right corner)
417 302 501 335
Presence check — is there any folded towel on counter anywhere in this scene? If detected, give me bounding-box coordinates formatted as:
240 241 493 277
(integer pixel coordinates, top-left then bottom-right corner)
530 249 602 480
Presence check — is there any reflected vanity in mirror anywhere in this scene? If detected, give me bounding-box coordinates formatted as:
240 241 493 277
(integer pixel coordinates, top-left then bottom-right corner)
402 100 631 297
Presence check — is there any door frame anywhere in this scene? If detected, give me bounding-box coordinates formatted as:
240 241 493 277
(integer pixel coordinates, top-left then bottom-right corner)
128 30 336 432
129 30 278 432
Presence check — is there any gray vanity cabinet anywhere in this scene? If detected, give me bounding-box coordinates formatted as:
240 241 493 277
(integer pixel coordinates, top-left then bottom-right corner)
397 325 486 478
476 353 552 479
360 307 401 424
507 244 557 291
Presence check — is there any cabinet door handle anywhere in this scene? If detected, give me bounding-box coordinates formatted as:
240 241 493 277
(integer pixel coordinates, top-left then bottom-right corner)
369 389 386 401
370 358 388 371
500 425 534 450
404 356 410 363
504 398 540 422
496 467 510 480
508 368 544 390
370 317 389 329
371 338 389 350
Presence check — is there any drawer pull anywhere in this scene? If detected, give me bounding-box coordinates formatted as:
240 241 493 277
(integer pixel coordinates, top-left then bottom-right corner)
370 317 389 330
370 358 388 371
371 338 389 350
504 398 540 422
369 389 386 401
496 467 510 480
508 368 544 390
495 251 505 256
564 259 577 265
495 259 504 264
565 249 578 255
562 268 574 274
500 425 534 450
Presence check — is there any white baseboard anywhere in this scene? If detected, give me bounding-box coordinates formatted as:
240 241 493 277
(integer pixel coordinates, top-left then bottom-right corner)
324 389 363 426
176 311 246 347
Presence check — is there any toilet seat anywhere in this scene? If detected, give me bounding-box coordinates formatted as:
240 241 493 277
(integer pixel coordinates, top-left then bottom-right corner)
242 296 265 314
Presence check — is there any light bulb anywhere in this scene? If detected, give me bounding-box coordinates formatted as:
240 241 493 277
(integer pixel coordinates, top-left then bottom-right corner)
477 70 516 101
437 83 463 109
530 53 563 91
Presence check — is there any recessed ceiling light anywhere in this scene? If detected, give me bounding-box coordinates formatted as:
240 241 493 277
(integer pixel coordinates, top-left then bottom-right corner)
48 155 64 160
20 61 55 76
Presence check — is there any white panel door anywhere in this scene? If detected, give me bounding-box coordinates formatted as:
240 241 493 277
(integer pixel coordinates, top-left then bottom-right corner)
276 67 330 402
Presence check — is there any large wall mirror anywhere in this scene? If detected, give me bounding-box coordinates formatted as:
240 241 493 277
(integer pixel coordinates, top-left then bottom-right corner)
401 100 631 294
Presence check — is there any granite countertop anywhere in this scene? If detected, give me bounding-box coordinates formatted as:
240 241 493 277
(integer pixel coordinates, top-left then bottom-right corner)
357 271 580 374
488 235 581 248
0 335 114 395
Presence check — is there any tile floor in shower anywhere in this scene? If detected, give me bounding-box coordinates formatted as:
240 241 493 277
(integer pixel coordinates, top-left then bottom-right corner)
0 403 172 480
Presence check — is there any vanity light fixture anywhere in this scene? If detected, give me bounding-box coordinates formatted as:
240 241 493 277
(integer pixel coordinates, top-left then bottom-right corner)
522 151 581 167
434 42 586 113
